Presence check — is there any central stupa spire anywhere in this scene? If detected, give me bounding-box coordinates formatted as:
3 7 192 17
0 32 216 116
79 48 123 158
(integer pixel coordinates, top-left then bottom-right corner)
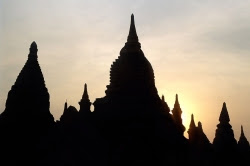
103 14 157 98
127 14 139 43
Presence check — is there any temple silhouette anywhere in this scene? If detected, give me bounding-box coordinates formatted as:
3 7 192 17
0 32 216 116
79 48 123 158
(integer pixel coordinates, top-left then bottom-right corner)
0 14 249 166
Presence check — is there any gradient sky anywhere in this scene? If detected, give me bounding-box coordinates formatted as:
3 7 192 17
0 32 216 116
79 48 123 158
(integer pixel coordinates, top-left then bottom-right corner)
1 0 250 142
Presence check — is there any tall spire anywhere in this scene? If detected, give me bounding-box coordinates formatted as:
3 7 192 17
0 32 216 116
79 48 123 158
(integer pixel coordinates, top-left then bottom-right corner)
172 94 185 134
174 94 180 108
188 114 196 142
82 83 89 100
79 83 91 113
219 102 230 123
189 114 196 129
127 14 139 43
240 125 245 138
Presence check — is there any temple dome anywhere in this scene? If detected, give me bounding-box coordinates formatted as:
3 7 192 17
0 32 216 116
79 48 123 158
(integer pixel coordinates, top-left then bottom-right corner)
105 14 157 98
2 41 54 125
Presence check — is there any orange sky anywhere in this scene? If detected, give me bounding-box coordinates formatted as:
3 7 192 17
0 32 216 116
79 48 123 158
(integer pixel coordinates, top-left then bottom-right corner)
1 0 250 142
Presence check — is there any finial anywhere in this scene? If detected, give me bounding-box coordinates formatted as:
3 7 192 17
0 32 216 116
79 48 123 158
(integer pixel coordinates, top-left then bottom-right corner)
64 100 68 113
174 94 180 107
198 121 203 132
127 14 139 43
219 102 230 123
29 41 38 58
30 41 38 53
241 125 245 136
82 83 89 99
189 114 196 128
162 95 165 102
198 121 202 128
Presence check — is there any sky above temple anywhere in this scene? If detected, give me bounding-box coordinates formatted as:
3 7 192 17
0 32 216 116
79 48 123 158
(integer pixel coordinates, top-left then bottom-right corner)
1 0 250 141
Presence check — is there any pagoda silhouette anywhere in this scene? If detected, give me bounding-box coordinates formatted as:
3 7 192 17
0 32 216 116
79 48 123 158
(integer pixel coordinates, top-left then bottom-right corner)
0 14 249 166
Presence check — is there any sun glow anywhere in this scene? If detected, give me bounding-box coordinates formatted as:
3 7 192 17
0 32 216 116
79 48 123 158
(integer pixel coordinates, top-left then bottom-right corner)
179 102 195 138
160 91 199 139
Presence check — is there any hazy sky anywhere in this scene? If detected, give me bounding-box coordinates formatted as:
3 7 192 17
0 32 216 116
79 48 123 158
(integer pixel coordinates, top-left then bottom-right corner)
1 0 250 142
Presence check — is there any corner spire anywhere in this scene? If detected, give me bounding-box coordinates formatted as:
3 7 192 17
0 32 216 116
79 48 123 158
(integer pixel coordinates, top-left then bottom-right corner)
29 41 38 59
82 83 89 100
171 94 185 134
79 83 91 113
241 125 245 137
189 114 196 129
127 14 139 43
238 124 250 150
219 102 230 123
161 95 165 102
174 94 180 108
197 121 203 131
64 100 68 113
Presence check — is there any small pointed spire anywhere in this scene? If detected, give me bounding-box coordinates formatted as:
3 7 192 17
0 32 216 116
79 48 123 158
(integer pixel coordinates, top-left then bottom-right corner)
241 125 245 137
82 83 89 100
198 121 203 131
63 100 68 113
79 83 91 113
162 95 165 102
127 14 139 43
238 125 250 148
174 94 180 108
189 114 196 129
219 102 230 123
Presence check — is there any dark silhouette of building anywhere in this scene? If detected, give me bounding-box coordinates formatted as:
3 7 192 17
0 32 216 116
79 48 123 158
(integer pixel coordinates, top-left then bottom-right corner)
0 42 55 165
60 102 78 125
237 125 250 165
188 114 210 147
238 125 250 151
212 102 238 165
0 42 54 126
0 14 249 166
56 85 108 166
188 114 212 165
92 14 188 166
